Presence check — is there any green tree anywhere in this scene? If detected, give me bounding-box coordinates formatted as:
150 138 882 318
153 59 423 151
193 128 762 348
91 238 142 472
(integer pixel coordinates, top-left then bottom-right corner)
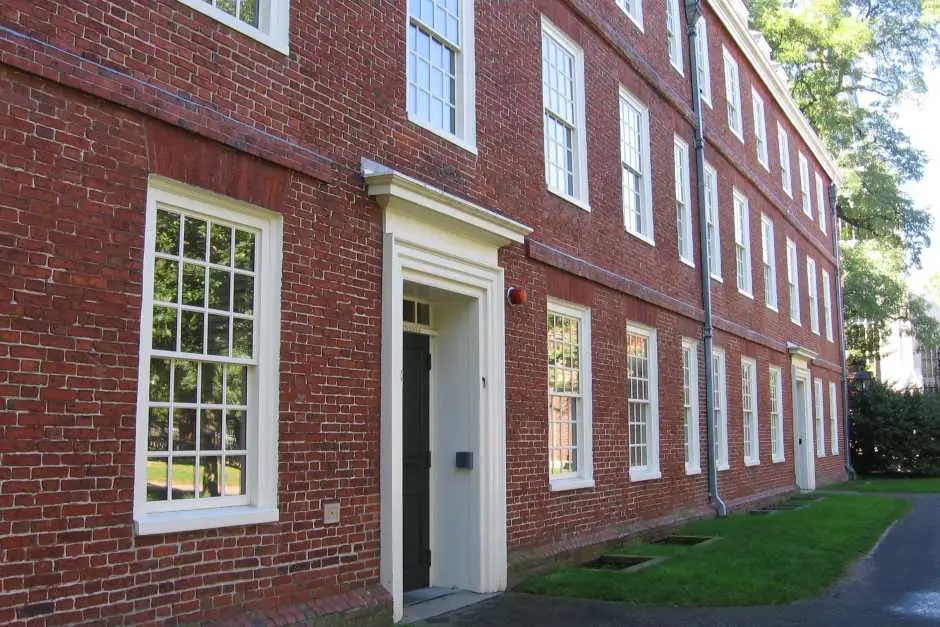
749 0 940 361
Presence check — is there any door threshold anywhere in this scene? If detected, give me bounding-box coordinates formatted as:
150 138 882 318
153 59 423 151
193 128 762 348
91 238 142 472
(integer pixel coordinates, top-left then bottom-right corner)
401 589 497 624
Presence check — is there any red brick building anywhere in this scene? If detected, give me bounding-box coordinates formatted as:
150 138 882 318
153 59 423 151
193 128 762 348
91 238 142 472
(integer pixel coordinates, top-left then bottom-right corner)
0 0 847 624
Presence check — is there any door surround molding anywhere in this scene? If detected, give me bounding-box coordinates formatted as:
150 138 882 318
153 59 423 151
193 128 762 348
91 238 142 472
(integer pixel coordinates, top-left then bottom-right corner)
363 159 530 622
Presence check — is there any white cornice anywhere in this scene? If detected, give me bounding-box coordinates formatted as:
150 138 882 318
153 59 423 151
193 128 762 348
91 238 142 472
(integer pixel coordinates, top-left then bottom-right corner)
361 158 532 245
788 341 820 361
707 0 844 185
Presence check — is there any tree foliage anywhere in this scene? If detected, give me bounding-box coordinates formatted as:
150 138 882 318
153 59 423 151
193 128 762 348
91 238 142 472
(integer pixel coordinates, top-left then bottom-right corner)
851 379 940 475
749 0 940 360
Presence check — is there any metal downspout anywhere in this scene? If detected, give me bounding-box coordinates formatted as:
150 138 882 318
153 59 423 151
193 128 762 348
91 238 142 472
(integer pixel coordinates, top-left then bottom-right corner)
684 0 727 517
830 183 856 477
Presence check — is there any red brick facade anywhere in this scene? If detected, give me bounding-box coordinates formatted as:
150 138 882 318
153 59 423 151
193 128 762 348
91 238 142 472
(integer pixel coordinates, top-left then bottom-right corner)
0 0 846 624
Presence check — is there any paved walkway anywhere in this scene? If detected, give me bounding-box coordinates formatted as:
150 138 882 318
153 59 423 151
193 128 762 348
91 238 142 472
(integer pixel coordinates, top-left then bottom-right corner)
413 493 940 626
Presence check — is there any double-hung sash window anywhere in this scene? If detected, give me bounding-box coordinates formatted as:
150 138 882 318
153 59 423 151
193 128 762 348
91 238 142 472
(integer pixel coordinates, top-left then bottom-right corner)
723 47 743 140
696 18 712 105
177 0 290 54
761 215 777 311
815 378 825 457
713 347 729 470
675 136 693 265
667 0 683 74
621 89 654 242
752 89 769 169
742 357 759 465
628 324 660 481
542 19 589 206
822 269 834 342
778 123 792 196
816 172 827 234
733 189 752 297
807 257 820 334
682 339 701 475
134 179 282 535
407 0 476 149
547 300 594 490
799 153 813 217
769 366 784 462
787 239 801 325
617 0 644 30
705 163 721 279
829 381 839 454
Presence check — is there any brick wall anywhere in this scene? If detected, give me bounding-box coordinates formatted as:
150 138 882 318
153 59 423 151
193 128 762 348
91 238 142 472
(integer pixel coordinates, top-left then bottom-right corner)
0 0 846 624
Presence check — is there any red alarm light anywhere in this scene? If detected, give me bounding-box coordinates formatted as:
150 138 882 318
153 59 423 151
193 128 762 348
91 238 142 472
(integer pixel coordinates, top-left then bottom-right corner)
506 287 528 306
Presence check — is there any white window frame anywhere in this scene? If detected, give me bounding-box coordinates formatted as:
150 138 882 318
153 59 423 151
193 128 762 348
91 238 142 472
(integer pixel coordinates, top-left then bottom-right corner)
769 366 784 463
742 357 759 466
822 268 834 342
723 47 743 141
752 88 769 169
713 346 729 471
627 323 660 481
176 0 290 55
761 215 777 311
617 0 644 31
696 18 712 106
787 238 801 325
799 152 813 218
829 381 839 455
133 177 282 536
547 299 595 491
682 338 701 475
815 377 825 457
675 135 694 266
541 18 590 210
406 0 477 153
704 162 721 280
778 122 792 197
620 87 655 245
667 0 684 75
815 172 827 234
733 188 753 298
807 256 820 335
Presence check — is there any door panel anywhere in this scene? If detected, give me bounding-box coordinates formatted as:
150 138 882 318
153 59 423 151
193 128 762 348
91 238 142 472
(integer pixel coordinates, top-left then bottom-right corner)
402 332 431 591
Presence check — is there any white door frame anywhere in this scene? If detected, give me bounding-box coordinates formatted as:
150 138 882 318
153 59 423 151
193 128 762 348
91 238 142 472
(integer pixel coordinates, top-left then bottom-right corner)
788 343 817 491
363 160 531 622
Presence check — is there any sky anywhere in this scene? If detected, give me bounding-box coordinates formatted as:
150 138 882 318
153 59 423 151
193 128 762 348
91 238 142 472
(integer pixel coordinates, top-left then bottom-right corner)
895 66 940 298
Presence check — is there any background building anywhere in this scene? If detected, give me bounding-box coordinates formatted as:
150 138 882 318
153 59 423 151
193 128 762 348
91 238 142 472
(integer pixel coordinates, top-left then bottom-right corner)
0 0 846 624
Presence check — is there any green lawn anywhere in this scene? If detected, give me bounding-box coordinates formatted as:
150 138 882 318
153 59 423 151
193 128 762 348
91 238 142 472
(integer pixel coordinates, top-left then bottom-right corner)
516 495 910 606
826 476 940 493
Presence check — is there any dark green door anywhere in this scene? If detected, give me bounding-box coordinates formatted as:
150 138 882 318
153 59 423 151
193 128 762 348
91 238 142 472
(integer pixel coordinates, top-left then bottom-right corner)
403 332 431 591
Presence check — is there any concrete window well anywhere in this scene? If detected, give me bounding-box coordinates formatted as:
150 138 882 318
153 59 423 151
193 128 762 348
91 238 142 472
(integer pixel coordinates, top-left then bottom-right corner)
581 555 667 573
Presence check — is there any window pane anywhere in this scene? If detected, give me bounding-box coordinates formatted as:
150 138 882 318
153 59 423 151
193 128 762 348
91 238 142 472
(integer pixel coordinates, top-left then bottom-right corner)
173 409 197 451
210 224 233 266
148 408 169 452
180 310 205 354
156 210 181 254
234 230 256 270
207 314 230 356
153 258 179 303
208 269 231 311
201 362 223 404
226 410 247 450
183 217 207 261
182 263 206 307
200 456 223 498
232 318 253 357
150 358 171 402
226 365 247 405
146 458 168 501
171 457 197 500
173 360 197 403
201 409 223 450
233 274 254 314
152 306 178 351
224 456 247 496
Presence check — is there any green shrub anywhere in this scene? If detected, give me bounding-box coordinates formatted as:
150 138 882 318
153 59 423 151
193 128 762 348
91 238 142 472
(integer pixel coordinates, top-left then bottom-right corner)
850 379 940 476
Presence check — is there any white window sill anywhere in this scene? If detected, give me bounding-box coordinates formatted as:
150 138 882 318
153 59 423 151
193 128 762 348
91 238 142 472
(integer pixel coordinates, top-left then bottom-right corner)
759 160 770 171
745 458 760 467
619 7 645 33
550 477 596 492
738 289 754 299
783 189 793 199
685 465 702 476
711 273 723 282
772 456 785 464
672 61 685 76
408 115 479 156
626 228 656 247
812 330 820 336
702 96 712 109
767 304 778 313
717 463 730 472
680 256 695 269
176 0 289 55
791 319 801 326
134 506 278 535
548 187 591 212
629 468 662 482
731 128 744 143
